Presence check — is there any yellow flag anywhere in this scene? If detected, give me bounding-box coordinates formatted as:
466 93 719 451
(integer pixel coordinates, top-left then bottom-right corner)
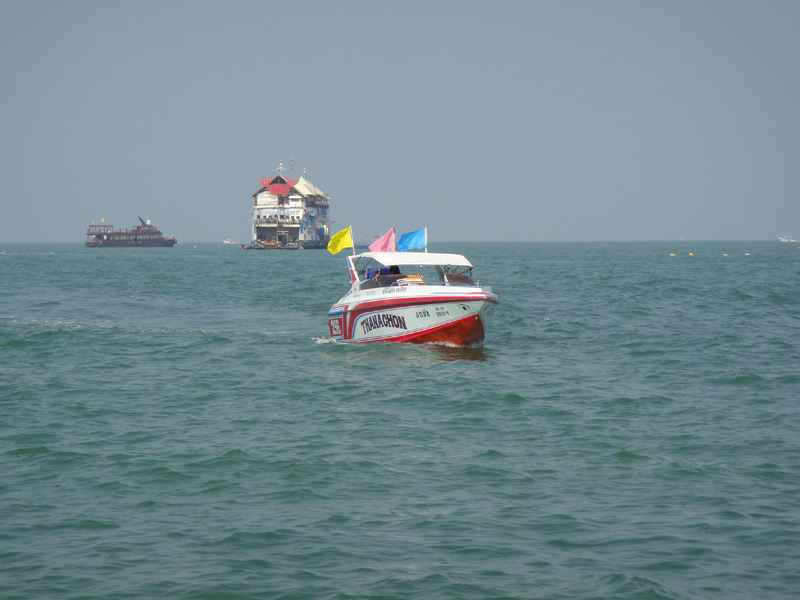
100 218 104 223
327 226 353 254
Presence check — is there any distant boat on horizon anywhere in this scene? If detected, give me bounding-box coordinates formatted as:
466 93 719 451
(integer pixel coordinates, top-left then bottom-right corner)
85 217 177 247
778 236 799 242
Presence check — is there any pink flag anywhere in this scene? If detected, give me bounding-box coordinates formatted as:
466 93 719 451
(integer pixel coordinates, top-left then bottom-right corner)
368 227 396 252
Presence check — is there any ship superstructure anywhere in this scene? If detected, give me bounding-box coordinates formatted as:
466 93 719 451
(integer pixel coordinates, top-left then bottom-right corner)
247 163 330 249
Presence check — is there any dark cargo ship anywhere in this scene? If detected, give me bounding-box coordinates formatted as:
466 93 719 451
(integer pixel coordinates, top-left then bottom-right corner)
85 217 177 247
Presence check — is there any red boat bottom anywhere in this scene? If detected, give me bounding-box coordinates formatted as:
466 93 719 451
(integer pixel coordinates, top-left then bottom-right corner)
408 315 485 346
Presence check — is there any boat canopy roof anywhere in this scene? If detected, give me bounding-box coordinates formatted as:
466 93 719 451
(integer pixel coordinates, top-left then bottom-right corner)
351 252 473 268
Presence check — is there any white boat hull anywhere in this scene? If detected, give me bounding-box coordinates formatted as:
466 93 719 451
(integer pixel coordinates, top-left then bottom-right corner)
329 287 498 345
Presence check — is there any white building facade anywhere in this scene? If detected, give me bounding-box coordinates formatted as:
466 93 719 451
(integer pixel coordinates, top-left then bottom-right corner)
251 171 330 248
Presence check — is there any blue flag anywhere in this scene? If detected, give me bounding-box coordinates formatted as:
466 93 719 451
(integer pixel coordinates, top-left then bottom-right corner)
396 227 427 252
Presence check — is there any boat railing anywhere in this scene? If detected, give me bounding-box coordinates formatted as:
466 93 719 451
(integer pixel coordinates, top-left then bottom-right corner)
255 214 306 223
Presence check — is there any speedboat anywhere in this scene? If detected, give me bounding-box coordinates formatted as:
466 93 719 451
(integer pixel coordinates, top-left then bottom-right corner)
328 251 498 345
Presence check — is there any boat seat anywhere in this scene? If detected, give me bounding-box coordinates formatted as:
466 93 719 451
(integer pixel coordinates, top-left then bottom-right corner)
399 274 424 285
365 267 389 279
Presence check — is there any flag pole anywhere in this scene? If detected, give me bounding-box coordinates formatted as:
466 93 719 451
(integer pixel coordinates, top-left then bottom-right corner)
345 225 358 282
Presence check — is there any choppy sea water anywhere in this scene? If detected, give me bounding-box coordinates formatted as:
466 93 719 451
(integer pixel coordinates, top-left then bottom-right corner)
1 241 798 600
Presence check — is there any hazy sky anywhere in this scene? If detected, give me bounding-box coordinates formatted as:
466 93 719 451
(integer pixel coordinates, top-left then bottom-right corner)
2 0 798 243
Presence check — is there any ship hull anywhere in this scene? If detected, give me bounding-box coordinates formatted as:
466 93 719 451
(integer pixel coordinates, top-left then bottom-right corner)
85 238 177 248
241 241 327 250
329 291 498 346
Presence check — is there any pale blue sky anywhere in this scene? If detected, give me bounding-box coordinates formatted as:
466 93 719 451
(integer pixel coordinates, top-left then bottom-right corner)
1 0 798 242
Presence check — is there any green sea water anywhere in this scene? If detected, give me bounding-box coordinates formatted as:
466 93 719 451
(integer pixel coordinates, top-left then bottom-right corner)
1 241 799 599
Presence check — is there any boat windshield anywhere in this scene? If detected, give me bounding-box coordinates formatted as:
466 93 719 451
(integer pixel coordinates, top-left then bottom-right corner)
347 252 478 289
356 262 475 289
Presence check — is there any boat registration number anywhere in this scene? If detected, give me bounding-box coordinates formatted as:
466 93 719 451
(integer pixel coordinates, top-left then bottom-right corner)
329 318 343 337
